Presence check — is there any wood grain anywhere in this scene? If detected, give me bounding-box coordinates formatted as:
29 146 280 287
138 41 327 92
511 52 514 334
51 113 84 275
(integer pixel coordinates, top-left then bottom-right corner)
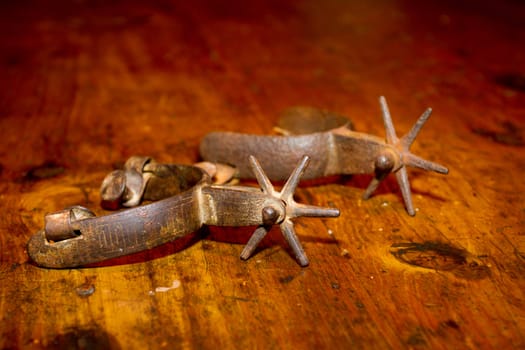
1 0 524 348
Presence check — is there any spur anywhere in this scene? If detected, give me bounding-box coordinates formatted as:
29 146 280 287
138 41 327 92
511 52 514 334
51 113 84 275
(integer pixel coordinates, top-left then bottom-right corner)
200 96 448 216
27 155 339 268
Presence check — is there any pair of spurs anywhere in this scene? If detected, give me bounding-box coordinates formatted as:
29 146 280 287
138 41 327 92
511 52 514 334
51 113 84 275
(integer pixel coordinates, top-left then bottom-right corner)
200 96 449 216
27 156 339 268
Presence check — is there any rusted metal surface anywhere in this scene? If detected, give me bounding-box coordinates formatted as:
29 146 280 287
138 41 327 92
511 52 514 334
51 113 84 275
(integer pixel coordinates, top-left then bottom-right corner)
200 96 449 216
3 0 524 348
27 156 339 268
44 206 96 241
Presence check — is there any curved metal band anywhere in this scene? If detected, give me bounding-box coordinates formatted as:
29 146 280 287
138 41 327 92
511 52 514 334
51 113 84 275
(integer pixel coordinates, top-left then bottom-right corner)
199 130 391 180
27 166 209 268
200 132 336 180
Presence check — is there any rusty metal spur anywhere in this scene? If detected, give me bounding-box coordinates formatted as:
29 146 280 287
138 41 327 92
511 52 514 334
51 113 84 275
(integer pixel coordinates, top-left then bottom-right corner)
27 155 339 268
200 96 449 216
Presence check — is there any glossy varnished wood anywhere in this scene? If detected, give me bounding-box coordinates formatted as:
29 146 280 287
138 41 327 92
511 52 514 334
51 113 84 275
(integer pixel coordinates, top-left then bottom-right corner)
1 0 524 348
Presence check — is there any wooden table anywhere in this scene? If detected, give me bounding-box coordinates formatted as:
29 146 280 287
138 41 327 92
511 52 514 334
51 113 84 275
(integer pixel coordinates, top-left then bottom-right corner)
1 0 524 348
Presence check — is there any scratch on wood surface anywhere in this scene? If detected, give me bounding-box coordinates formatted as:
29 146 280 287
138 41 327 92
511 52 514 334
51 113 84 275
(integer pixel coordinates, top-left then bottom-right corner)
149 280 181 295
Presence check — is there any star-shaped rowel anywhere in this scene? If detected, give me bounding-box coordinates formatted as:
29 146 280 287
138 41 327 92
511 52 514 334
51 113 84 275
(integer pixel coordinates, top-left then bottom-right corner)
362 96 449 216
240 155 340 267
